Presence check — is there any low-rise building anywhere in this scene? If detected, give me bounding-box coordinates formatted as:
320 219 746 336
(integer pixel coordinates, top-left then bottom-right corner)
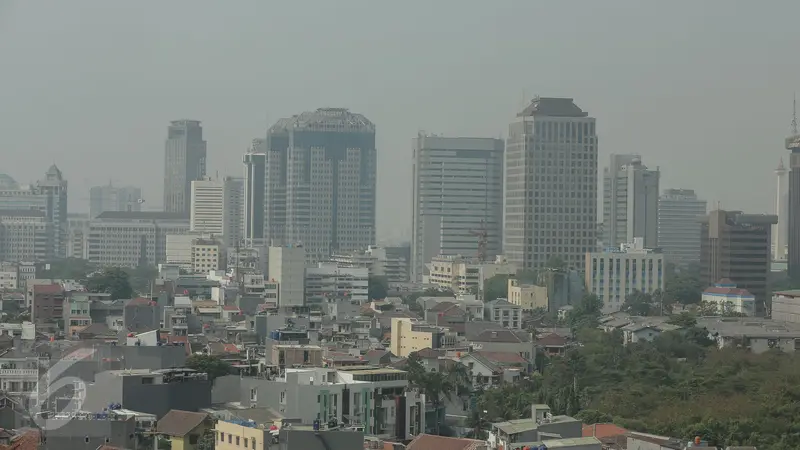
65 292 92 336
157 409 214 450
701 279 756 316
330 245 409 283
427 255 517 296
585 237 665 313
390 318 456 358
488 404 582 450
483 298 522 330
507 279 548 311
31 283 65 324
772 289 800 323
270 344 323 368
305 263 369 305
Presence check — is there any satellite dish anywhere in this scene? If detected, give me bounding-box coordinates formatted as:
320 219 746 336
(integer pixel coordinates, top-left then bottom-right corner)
137 199 145 204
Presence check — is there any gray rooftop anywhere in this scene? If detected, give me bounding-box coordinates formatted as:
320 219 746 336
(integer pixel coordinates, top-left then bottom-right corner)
270 108 375 133
94 211 189 221
517 97 589 118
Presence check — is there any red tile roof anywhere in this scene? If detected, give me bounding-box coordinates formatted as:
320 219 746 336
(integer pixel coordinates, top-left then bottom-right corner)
0 429 40 450
165 335 192 356
407 434 486 450
222 305 240 311
703 286 753 297
535 333 568 347
33 284 63 295
473 351 527 365
415 348 445 359
582 423 628 438
223 343 240 354
127 297 154 307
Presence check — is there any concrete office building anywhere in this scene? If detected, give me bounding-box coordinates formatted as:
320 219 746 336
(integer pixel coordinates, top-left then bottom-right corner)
243 139 266 245
700 210 777 315
266 108 377 263
305 262 369 305
66 213 90 259
330 245 409 282
411 135 504 282
0 166 68 259
775 158 789 261
89 184 142 218
657 188 707 266
164 120 207 214
269 245 306 307
190 177 243 248
0 210 51 262
585 238 665 313
87 211 190 268
504 97 598 271
602 155 660 248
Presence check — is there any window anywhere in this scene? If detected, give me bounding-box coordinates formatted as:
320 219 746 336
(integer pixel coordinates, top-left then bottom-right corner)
141 377 154 385
189 435 198 445
236 436 240 445
219 432 224 442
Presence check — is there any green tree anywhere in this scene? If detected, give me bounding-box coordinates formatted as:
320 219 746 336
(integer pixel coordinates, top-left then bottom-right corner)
86 267 133 299
484 274 509 301
125 264 158 295
663 263 704 306
568 294 604 329
545 256 567 271
575 409 612 425
368 275 389 300
621 290 655 316
38 258 95 280
667 312 697 328
185 354 232 381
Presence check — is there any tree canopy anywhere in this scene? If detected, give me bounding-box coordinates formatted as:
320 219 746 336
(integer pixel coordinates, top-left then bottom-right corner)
38 258 95 280
86 267 133 299
185 354 232 382
368 275 389 300
472 321 800 450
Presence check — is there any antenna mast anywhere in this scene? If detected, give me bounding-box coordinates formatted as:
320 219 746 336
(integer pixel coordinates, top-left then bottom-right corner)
792 93 798 135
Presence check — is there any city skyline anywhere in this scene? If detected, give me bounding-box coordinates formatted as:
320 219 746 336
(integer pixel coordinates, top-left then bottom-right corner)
2 2 798 244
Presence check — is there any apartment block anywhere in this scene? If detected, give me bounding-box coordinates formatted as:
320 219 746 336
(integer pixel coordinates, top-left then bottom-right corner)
305 263 369 305
483 299 523 330
390 317 454 357
330 245 409 282
585 238 665 313
700 210 777 315
603 155 660 248
87 211 190 267
427 255 516 296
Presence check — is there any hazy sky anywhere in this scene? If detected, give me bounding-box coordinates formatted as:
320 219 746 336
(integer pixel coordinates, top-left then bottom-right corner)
1 1 798 243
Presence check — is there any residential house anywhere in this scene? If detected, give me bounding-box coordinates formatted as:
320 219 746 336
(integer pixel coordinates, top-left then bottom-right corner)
65 292 92 336
622 323 681 346
270 344 323 368
406 434 488 450
484 298 522 330
469 328 533 360
457 351 526 388
390 318 456 358
488 404 582 450
364 349 393 366
701 279 756 316
156 409 214 450
423 301 467 328
507 278 549 311
772 289 800 323
535 333 568 356
696 317 800 354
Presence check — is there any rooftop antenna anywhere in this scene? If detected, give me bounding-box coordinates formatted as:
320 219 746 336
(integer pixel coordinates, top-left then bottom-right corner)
792 93 798 135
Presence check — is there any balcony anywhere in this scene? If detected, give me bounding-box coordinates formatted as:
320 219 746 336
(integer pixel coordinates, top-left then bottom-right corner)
0 369 38 377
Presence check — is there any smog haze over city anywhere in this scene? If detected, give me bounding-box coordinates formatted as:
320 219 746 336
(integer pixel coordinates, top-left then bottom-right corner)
2 0 800 242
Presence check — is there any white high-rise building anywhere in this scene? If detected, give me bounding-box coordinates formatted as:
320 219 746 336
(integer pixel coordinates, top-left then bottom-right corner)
504 97 598 270
89 184 142 218
190 177 243 248
775 158 789 261
585 237 665 313
190 178 224 236
268 244 306 307
602 155 660 248
657 189 707 266
410 135 504 282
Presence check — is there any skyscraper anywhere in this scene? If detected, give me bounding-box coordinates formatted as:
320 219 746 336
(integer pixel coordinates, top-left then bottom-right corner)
411 135 504 282
787 100 800 278
504 97 598 270
266 108 377 263
657 188 707 266
89 184 142 218
223 176 244 248
602 155 660 248
164 120 207 214
775 158 789 261
243 139 266 245
700 210 777 315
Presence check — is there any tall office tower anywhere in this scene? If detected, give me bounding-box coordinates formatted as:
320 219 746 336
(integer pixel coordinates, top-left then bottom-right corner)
243 139 266 245
504 97 598 270
266 108 377 263
657 188 707 266
0 166 67 260
410 135 504 282
700 210 777 315
602 155 660 248
223 176 244 248
89 184 142 218
775 158 789 261
163 120 207 214
787 101 800 278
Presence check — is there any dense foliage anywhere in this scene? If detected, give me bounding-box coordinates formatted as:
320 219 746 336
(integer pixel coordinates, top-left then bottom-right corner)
368 275 389 300
185 354 232 381
473 319 800 450
86 267 133 299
